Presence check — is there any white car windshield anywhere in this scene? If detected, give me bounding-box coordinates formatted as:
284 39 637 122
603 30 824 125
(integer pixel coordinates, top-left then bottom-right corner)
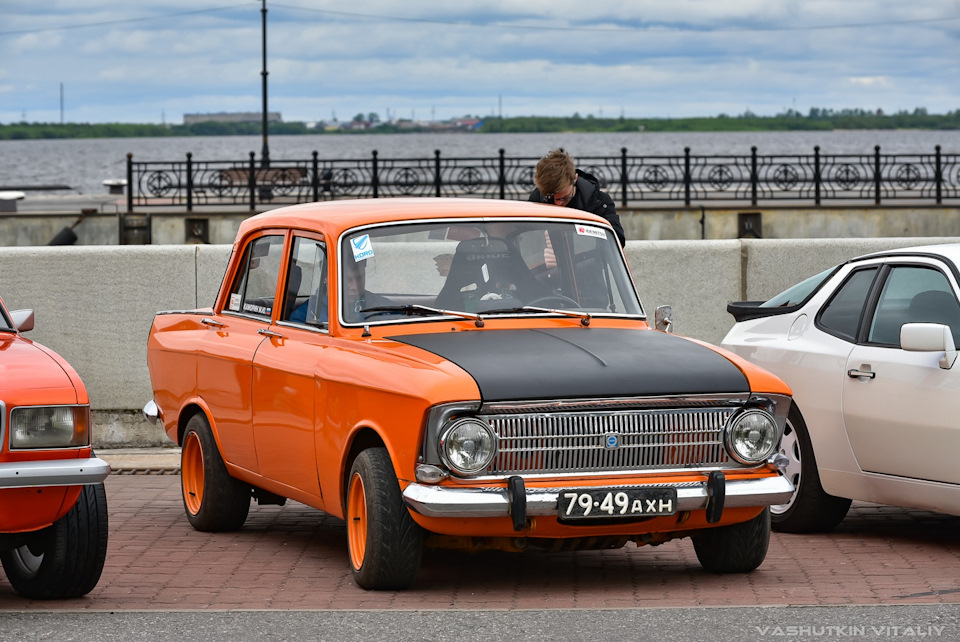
338 219 642 324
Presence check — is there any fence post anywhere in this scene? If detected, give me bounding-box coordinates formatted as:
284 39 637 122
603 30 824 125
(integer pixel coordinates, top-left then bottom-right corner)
312 151 320 202
935 145 942 205
248 152 256 210
620 147 628 208
684 147 691 206
434 149 442 197
372 150 379 198
499 148 506 199
126 153 133 213
751 146 758 206
874 145 881 205
814 146 821 206
186 152 193 212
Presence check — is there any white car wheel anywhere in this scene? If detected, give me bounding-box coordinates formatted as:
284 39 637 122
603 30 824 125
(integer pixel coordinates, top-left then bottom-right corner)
771 420 802 515
770 406 851 533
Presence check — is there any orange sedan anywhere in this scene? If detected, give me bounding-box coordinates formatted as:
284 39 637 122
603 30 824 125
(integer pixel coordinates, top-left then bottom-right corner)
0 296 110 599
145 198 793 590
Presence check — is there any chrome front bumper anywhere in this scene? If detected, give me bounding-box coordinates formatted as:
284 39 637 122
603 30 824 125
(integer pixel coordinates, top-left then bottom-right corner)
402 475 794 519
0 458 112 489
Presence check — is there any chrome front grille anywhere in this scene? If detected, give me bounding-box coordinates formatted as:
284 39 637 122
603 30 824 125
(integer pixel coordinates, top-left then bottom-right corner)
484 408 736 475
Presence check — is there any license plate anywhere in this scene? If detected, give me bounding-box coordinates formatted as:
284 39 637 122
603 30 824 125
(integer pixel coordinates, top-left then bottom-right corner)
558 487 678 520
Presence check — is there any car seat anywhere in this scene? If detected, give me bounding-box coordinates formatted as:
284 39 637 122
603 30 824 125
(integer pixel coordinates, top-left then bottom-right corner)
907 289 960 344
435 237 515 309
282 264 302 319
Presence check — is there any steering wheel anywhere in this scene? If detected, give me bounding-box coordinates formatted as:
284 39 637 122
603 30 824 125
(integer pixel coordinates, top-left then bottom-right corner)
526 294 580 309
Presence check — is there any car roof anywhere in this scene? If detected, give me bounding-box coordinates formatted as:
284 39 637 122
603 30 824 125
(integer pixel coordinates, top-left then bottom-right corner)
854 242 960 265
235 197 612 239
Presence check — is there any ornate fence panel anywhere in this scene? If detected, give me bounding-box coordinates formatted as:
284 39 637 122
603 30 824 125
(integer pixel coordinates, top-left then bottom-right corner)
944 150 960 201
126 145 958 211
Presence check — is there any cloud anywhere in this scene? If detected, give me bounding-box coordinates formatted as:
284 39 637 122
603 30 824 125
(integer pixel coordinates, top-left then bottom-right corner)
1 0 958 124
848 76 890 87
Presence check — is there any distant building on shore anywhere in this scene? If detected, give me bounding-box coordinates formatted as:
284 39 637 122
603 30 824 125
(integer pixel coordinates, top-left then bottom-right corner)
183 112 282 125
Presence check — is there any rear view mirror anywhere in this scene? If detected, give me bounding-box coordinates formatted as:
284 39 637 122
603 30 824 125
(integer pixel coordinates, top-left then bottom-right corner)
11 309 35 332
655 305 673 333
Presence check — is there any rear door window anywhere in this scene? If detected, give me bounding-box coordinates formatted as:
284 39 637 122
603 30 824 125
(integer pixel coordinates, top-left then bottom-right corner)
816 267 878 342
225 234 285 319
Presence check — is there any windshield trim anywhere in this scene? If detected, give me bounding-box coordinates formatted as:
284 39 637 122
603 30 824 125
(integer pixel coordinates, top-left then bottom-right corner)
0 302 13 332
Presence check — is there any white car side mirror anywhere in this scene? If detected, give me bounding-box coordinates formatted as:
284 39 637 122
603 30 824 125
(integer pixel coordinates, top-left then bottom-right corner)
901 322 957 369
10 309 34 333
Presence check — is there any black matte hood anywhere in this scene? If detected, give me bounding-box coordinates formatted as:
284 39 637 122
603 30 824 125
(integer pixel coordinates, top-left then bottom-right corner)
388 328 748 402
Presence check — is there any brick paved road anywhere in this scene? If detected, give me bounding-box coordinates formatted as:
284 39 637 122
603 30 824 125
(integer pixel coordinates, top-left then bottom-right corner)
2 475 959 610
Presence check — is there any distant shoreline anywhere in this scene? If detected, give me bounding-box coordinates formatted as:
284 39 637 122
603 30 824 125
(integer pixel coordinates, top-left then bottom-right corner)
2 110 958 140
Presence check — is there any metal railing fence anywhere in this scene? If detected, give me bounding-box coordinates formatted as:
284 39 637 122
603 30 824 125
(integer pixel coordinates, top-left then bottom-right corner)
125 145 959 212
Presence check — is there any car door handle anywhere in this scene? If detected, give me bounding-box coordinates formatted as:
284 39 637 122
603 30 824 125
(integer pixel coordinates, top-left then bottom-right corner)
847 368 876 379
257 328 284 339
201 318 224 328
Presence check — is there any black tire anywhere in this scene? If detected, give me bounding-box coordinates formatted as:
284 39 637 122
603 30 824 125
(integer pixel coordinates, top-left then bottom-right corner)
346 447 423 590
692 507 771 574
770 405 851 533
1 483 108 599
180 413 250 532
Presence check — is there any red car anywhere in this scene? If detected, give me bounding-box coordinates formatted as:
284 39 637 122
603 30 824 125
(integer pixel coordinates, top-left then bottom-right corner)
0 296 110 599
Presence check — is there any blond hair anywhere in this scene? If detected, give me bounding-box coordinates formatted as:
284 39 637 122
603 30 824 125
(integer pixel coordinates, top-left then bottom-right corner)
534 149 576 195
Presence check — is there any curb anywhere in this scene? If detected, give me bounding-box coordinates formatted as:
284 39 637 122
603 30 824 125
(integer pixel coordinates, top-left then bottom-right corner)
98 448 181 475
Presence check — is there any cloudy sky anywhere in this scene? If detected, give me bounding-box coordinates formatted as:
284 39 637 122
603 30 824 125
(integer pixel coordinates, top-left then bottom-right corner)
1 1 958 125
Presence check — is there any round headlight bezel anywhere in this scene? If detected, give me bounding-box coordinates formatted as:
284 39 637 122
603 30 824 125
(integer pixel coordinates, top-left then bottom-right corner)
725 408 780 465
438 417 498 476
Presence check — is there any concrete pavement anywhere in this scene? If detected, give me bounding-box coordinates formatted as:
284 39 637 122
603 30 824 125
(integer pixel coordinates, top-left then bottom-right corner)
2 473 959 612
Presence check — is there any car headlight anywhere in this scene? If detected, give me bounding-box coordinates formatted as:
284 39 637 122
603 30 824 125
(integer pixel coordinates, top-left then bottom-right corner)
9 405 91 449
439 418 497 476
725 409 779 464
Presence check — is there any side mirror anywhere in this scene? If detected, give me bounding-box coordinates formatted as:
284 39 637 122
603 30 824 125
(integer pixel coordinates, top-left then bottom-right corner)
10 309 34 333
655 305 673 333
901 322 957 369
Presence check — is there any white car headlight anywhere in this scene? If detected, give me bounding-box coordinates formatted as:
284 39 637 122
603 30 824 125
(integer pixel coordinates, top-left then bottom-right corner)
725 409 779 464
9 405 91 449
439 418 497 475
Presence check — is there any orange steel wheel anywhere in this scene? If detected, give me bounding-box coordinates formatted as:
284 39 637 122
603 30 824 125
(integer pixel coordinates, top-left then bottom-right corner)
181 429 205 516
180 413 250 532
345 448 422 590
347 471 368 570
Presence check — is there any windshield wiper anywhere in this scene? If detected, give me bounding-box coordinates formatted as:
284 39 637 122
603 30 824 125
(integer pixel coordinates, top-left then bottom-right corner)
360 303 591 327
359 304 486 327
480 305 592 327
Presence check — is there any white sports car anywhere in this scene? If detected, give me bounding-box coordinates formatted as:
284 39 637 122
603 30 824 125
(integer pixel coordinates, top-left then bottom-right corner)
721 243 960 532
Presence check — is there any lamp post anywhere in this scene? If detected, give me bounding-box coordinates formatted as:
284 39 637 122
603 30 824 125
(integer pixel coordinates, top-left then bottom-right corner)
260 0 270 168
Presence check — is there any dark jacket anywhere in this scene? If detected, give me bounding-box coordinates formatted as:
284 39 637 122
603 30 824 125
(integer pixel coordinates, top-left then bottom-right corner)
528 170 626 246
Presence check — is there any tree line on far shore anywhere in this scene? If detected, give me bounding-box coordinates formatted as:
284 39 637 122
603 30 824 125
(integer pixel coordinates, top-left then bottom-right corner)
1 107 958 140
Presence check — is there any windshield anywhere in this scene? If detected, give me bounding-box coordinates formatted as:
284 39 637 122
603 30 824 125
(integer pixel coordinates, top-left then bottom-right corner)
339 219 642 325
761 266 837 308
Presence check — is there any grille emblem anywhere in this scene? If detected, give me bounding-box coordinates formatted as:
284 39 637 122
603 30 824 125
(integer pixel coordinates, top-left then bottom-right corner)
604 433 620 449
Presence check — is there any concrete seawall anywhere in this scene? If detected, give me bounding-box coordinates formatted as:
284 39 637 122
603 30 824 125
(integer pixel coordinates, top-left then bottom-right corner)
3 237 957 447
4 203 959 245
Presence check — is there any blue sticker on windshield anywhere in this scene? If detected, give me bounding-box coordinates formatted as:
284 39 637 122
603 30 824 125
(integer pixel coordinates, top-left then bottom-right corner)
351 234 374 261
